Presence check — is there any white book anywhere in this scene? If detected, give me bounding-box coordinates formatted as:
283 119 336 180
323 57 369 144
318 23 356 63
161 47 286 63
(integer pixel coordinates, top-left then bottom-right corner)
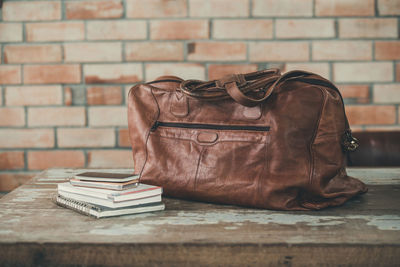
58 182 162 202
74 172 139 182
54 194 165 218
58 190 162 209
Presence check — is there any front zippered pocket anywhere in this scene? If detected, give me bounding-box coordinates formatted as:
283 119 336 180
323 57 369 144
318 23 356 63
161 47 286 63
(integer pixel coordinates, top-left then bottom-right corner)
151 121 270 132
142 119 269 198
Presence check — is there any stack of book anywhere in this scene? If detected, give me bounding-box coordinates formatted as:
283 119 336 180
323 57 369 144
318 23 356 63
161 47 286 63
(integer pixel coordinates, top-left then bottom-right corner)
54 172 164 218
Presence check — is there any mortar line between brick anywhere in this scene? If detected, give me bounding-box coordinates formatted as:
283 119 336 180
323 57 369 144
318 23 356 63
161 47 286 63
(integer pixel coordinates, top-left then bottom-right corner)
1 86 5 106
61 0 66 20
372 40 376 61
248 0 253 18
22 21 26 42
54 126 58 149
312 0 316 17
146 20 150 40
0 44 4 65
186 0 190 17
24 148 28 172
121 0 127 19
141 61 146 82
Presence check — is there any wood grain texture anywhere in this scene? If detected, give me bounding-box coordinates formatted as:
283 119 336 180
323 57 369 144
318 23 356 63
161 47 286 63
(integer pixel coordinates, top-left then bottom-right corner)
0 168 399 267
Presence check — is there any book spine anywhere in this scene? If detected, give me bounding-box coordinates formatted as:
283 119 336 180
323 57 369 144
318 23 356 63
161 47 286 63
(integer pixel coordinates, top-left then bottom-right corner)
52 194 101 218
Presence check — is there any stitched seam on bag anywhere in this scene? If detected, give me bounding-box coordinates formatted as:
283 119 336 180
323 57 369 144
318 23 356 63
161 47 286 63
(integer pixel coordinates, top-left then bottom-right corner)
193 147 206 191
257 117 270 207
140 86 161 178
308 86 327 186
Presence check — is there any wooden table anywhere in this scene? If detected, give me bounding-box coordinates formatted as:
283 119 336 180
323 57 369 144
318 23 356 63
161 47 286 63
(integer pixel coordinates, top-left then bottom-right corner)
0 168 399 267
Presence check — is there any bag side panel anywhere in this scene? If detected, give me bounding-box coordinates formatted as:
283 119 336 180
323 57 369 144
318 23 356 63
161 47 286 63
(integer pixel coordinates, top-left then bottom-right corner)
305 87 367 209
128 84 159 175
256 81 326 210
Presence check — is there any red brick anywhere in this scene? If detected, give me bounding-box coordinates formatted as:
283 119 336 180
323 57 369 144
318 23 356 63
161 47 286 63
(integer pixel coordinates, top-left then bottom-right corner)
339 19 398 38
5 86 62 106
88 150 133 168
27 151 85 170
65 0 123 19
125 42 184 61
190 0 249 17
87 21 146 40
213 20 273 39
253 0 312 17
0 108 25 126
0 23 22 42
127 0 187 18
373 84 400 104
0 88 2 105
57 128 115 148
0 66 21 85
312 41 372 61
315 0 374 16
28 107 86 127
64 42 121 62
375 41 400 60
2 1 61 21
26 22 84 42
187 42 246 61
339 85 370 99
249 42 309 62
150 20 208 40
334 62 393 83
64 87 72 106
87 86 123 105
145 63 205 81
0 152 25 170
0 173 34 191
84 64 142 84
276 19 335 39
89 107 127 126
4 45 62 64
208 64 258 80
346 105 396 125
118 128 131 147
283 63 330 79
0 129 54 148
24 64 81 84
378 0 400 15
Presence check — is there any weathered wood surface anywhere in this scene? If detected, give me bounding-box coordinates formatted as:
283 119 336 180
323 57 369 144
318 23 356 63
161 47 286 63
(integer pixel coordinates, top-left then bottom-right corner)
0 168 399 267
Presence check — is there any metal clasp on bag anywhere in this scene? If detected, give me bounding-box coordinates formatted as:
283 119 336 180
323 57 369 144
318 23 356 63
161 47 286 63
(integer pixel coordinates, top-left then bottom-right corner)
342 130 359 152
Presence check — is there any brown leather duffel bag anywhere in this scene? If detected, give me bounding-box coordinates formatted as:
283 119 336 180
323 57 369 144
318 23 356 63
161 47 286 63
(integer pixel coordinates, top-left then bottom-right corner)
128 68 367 210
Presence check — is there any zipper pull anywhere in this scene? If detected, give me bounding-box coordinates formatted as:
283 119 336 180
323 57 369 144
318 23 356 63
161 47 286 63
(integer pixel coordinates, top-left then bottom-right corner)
341 130 359 152
150 121 160 132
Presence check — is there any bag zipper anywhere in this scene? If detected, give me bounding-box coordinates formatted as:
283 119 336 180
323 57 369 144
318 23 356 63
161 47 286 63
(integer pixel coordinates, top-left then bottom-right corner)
151 121 270 132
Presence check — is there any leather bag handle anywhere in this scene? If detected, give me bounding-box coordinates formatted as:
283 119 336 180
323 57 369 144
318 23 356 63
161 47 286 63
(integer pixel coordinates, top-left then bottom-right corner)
180 69 282 107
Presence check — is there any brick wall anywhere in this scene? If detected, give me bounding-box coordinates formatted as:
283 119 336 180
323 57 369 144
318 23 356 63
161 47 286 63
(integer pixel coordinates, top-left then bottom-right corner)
0 0 399 191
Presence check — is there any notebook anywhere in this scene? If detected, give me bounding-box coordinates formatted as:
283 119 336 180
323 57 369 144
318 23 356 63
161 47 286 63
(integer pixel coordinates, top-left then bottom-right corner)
58 190 162 208
74 172 139 182
54 194 165 218
58 182 162 202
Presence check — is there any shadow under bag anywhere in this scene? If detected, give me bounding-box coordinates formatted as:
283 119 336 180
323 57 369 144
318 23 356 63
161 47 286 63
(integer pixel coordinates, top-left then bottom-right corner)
128 69 367 210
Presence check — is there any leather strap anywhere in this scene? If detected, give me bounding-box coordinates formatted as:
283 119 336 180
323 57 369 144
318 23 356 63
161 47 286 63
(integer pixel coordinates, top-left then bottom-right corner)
180 69 282 106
